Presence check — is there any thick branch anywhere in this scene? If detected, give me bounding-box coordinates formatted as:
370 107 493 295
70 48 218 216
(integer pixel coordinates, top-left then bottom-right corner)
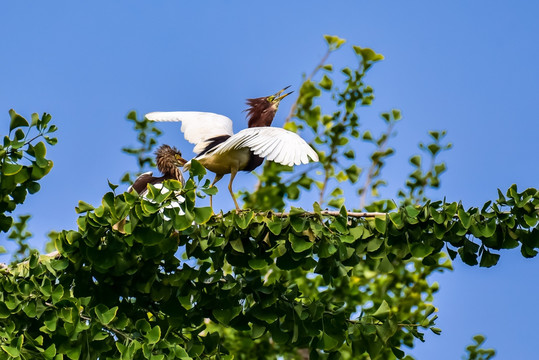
268 210 387 218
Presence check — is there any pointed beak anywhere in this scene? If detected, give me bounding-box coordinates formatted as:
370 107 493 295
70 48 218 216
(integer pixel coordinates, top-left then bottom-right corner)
274 85 293 102
177 156 188 166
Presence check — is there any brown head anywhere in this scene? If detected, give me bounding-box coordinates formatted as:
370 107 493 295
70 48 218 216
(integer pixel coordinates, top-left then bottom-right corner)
246 86 293 128
155 145 187 181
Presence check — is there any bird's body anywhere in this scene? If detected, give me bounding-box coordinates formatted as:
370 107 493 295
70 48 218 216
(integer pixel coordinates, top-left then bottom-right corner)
145 87 319 210
113 145 187 233
130 145 187 195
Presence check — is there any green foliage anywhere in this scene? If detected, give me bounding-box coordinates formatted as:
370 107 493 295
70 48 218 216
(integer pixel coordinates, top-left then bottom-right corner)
0 176 536 358
240 35 438 212
398 130 452 205
0 110 57 260
120 111 163 185
463 335 496 360
1 37 537 359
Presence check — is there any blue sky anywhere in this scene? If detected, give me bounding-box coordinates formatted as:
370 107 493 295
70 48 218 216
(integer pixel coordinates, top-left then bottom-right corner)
1 1 538 358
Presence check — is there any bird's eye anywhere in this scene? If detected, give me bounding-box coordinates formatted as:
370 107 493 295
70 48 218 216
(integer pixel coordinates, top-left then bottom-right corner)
267 96 274 103
175 154 181 160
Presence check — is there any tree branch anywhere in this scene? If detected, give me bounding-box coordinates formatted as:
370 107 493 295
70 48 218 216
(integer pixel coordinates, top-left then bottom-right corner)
0 250 60 271
284 49 331 124
359 122 396 209
259 210 387 218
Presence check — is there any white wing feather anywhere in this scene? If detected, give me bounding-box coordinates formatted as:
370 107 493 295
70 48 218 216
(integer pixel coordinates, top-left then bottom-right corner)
211 127 318 166
145 111 234 154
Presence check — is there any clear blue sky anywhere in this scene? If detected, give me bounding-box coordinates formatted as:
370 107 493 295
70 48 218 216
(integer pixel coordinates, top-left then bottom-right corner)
1 1 538 359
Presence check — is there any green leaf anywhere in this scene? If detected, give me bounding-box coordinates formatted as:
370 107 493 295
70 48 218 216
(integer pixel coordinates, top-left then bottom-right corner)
229 239 245 253
378 256 394 272
173 209 195 231
269 323 289 343
213 307 241 325
1 345 20 357
202 186 218 195
3 162 23 176
374 217 387 234
345 164 362 183
27 181 41 194
479 250 500 268
320 333 340 351
188 159 206 180
458 207 472 229
524 214 538 227
95 305 118 325
75 200 94 213
146 325 161 344
252 307 278 324
0 302 10 318
43 344 56 359
248 258 268 270
323 34 346 51
267 220 282 235
234 211 254 229
33 141 47 159
353 46 384 62
134 227 165 246
410 242 434 258
9 110 29 132
290 216 306 232
289 233 313 253
372 300 390 320
107 179 118 191
376 318 398 343
194 207 212 224
251 323 266 339
410 155 421 167
65 344 81 360
319 75 333 90
52 284 65 303
362 131 373 141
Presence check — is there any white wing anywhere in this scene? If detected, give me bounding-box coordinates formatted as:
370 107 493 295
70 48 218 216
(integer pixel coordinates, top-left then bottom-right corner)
211 127 319 166
145 111 234 154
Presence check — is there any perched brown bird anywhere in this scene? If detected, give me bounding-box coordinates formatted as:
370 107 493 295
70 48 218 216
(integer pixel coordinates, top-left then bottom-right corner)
145 86 319 210
113 145 187 233
130 144 187 195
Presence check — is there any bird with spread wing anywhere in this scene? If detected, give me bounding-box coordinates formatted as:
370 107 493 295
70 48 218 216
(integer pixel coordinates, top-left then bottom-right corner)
145 86 319 210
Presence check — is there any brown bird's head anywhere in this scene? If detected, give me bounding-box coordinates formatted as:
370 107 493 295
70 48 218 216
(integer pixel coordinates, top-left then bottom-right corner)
155 145 187 180
246 86 293 128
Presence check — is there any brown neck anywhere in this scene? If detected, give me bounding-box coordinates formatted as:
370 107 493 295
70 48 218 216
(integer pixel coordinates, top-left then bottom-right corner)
248 110 276 127
246 97 277 127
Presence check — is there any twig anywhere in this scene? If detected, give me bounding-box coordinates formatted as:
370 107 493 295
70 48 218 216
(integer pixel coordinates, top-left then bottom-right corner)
44 301 133 340
359 122 396 209
23 133 44 147
0 250 60 271
262 210 386 218
284 49 331 124
347 318 425 328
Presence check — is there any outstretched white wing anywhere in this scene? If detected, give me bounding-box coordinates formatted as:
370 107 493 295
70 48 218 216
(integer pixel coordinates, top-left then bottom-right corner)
211 127 319 166
145 111 234 153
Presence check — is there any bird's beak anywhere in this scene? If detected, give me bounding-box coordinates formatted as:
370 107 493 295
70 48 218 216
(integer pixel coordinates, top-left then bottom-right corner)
274 85 293 102
177 157 188 166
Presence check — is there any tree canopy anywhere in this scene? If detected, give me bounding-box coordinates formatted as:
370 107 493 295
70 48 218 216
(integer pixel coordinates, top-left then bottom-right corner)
0 36 536 360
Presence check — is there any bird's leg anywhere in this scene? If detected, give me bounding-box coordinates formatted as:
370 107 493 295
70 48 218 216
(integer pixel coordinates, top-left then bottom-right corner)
209 173 223 210
228 168 240 211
